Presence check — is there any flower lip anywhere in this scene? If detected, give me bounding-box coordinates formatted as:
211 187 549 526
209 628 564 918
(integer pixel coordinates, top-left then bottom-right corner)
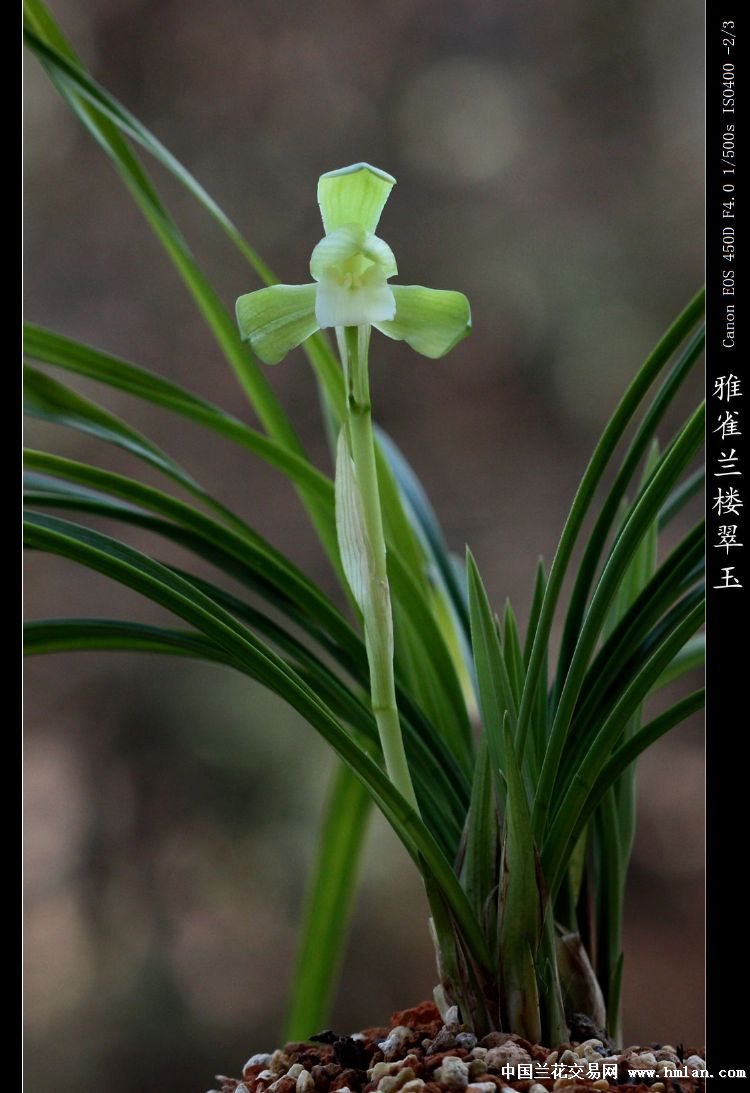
315 265 396 329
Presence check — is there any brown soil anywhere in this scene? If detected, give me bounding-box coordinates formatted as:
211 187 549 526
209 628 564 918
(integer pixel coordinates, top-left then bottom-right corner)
213 1002 706 1093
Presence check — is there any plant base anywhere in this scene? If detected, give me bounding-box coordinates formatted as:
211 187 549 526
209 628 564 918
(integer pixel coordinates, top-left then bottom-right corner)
212 1002 706 1093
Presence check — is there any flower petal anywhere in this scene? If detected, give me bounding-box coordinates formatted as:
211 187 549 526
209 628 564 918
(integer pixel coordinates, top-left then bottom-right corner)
235 283 318 364
373 285 472 358
310 225 398 281
315 269 396 329
317 163 396 235
363 233 398 278
310 224 367 279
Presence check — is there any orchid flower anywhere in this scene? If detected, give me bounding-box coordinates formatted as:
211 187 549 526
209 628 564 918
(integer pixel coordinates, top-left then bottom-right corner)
235 163 471 363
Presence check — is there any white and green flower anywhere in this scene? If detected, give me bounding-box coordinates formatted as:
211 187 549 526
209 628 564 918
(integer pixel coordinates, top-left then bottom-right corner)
235 163 471 363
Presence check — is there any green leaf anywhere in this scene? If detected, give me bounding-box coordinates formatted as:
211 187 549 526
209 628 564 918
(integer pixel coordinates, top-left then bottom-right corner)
498 714 542 1042
561 580 704 783
651 635 704 692
374 438 474 767
23 11 303 453
461 733 498 933
589 690 705 819
377 428 470 642
570 524 703 746
284 761 372 1041
524 560 549 782
502 602 524 711
592 789 624 1041
24 365 199 493
26 469 468 855
516 289 704 765
25 326 472 773
236 283 319 365
24 3 349 423
555 328 704 697
375 286 471 359
24 365 268 547
24 618 234 663
158 573 466 855
373 439 430 599
658 466 704 529
317 163 396 235
24 450 360 659
542 599 705 898
24 509 491 973
532 403 705 841
23 2 275 285
21 613 376 981
24 323 335 514
25 459 471 829
547 688 705 963
467 550 517 800
389 550 475 776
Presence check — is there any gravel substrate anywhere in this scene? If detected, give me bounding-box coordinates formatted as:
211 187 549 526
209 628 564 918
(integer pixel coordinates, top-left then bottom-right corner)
212 1002 706 1093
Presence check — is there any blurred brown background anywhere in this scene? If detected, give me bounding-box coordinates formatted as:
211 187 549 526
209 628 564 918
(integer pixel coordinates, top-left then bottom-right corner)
24 2 704 1090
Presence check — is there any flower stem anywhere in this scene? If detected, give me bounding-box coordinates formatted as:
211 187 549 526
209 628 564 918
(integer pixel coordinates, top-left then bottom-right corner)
340 324 420 814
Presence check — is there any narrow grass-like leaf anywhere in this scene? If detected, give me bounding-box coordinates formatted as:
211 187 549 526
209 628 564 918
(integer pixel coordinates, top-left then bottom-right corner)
542 600 705 898
461 734 498 932
26 469 471 825
567 467 700 751
23 9 303 451
651 635 704 692
467 551 517 798
32 612 377 1042
25 335 467 742
388 552 474 776
25 475 467 854
502 602 524 710
589 442 659 1036
377 429 470 642
532 404 704 840
593 789 624 1040
498 714 542 1042
23 7 348 422
547 690 705 935
555 329 704 697
24 617 234 662
159 573 466 855
24 365 275 545
554 585 705 844
375 444 430 601
523 561 549 782
24 510 492 972
24 450 359 654
284 762 372 1041
516 290 704 764
25 367 202 497
24 324 335 513
658 466 704 530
